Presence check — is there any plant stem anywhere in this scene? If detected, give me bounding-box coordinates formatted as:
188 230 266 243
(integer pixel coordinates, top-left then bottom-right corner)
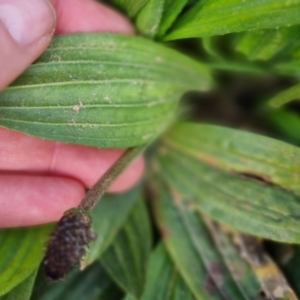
79 144 147 211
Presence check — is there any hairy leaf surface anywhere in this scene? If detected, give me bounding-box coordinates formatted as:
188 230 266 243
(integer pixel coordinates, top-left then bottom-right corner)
0 33 211 148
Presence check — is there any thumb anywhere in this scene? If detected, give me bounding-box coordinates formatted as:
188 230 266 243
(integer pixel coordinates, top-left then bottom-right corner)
0 0 56 90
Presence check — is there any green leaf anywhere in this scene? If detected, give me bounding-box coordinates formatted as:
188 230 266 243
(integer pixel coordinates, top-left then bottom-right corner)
164 123 300 195
152 180 249 299
152 179 299 299
123 295 136 300
268 83 300 108
0 224 53 296
31 262 122 300
235 26 300 61
165 0 300 40
202 37 224 60
274 60 300 76
84 186 142 265
112 0 148 17
136 0 165 38
157 0 188 37
0 33 211 148
101 199 151 298
151 181 225 299
203 220 262 298
207 60 267 74
0 271 37 300
267 109 300 143
154 122 300 243
141 244 196 300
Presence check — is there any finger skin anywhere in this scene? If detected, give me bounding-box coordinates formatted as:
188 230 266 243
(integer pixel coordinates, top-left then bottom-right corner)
0 128 144 191
0 0 55 89
0 175 85 227
51 0 135 35
0 0 142 227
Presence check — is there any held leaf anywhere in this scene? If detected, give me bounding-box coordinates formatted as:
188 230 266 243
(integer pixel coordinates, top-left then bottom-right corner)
0 33 211 148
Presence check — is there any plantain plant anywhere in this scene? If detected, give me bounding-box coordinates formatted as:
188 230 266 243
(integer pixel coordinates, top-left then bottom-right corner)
1 0 300 299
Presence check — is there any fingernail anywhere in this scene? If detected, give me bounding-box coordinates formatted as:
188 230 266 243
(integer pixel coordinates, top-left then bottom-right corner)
0 0 55 46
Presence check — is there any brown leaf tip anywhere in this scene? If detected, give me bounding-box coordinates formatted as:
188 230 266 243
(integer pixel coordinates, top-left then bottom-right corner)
43 208 96 281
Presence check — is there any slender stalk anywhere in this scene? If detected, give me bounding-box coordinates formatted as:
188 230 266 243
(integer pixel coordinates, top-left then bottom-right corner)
79 144 147 210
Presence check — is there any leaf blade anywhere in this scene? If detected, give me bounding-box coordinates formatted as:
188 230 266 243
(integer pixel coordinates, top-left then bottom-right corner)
0 225 53 296
154 123 300 243
157 0 188 37
100 199 152 298
152 181 228 300
268 83 300 108
135 0 165 38
0 271 37 300
112 0 148 17
165 0 300 40
84 186 142 265
164 123 300 195
31 262 122 300
141 244 197 300
152 180 249 299
0 33 212 148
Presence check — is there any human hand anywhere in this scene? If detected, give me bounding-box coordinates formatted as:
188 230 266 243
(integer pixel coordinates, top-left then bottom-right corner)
0 0 144 227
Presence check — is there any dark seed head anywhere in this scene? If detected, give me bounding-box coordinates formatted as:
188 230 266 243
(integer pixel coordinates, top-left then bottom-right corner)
43 208 96 281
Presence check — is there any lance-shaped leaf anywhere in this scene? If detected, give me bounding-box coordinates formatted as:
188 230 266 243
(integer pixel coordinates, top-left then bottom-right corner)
267 108 300 143
100 199 152 299
141 244 196 300
0 224 53 296
136 0 165 38
234 26 300 61
165 0 300 40
203 219 264 299
157 0 188 37
163 123 300 195
152 178 299 299
268 83 300 108
0 271 37 300
154 123 300 243
0 33 211 148
31 262 122 300
84 186 142 265
112 0 148 17
152 180 245 300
